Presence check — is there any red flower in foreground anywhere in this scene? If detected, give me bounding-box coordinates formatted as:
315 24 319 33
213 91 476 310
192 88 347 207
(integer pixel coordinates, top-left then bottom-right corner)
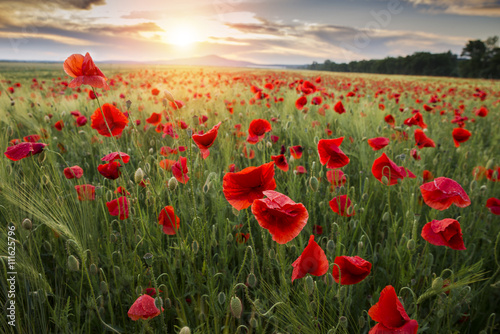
54 120 64 131
91 103 129 137
75 185 95 201
372 153 415 186
474 106 488 117
4 142 48 161
452 128 471 147
384 114 395 128
98 161 121 180
223 161 276 210
101 151 130 164
295 96 308 110
158 206 180 235
332 256 371 285
404 112 427 129
172 157 189 184
63 53 109 90
420 177 470 210
334 101 346 114
23 134 41 143
291 235 328 283
486 197 500 215
368 285 418 334
410 148 420 160
247 119 272 144
192 122 221 159
414 129 435 149
128 295 162 321
271 154 289 172
290 145 303 159
367 137 390 151
317 137 350 168
329 195 355 217
421 218 466 250
106 196 129 220
326 169 346 187
146 112 162 126
422 170 434 182
63 166 84 179
251 190 308 244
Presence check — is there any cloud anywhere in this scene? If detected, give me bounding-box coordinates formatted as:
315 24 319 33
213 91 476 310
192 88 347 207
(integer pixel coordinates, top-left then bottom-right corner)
406 0 500 16
0 0 106 10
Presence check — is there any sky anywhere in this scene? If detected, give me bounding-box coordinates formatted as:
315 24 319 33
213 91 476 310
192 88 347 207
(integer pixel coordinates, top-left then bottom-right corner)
0 0 498 65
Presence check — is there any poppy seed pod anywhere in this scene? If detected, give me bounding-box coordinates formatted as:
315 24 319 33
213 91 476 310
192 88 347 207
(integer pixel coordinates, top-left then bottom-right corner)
247 273 257 288
89 263 98 275
230 296 243 319
22 218 32 230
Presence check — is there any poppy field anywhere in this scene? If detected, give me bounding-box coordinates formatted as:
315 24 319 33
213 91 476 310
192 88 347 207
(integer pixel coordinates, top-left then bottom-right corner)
1 56 499 333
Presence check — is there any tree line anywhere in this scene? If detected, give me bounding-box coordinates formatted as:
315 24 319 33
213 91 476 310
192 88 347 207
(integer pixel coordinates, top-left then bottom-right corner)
307 36 500 79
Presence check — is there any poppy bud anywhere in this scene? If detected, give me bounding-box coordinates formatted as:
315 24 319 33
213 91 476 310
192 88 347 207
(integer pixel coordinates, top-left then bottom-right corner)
327 240 335 253
168 177 178 191
338 286 346 299
428 253 434 265
266 141 272 148
339 316 348 328
22 218 32 230
358 241 364 250
192 240 199 254
230 296 243 319
305 276 315 295
110 233 117 243
268 249 276 259
324 273 334 286
247 273 257 288
437 309 444 318
381 176 389 185
90 263 98 275
100 281 108 294
179 327 191 334
407 239 416 250
309 176 319 192
249 316 258 328
432 277 444 290
480 185 487 193
67 255 79 272
43 240 52 252
143 253 153 267
165 297 172 309
164 90 175 103
359 315 366 328
227 233 233 243
382 212 390 221
217 291 226 305
134 168 144 183
125 99 132 109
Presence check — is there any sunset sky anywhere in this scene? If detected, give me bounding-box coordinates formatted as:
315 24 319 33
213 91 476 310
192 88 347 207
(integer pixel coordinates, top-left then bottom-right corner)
0 0 498 64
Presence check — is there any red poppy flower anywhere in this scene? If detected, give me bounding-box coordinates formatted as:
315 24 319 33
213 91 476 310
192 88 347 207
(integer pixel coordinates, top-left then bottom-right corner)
311 96 323 105
160 146 178 157
334 101 346 114
367 137 390 151
128 294 162 321
98 161 121 180
368 285 419 334
63 53 109 90
414 129 435 149
63 166 84 179
74 185 95 201
410 148 420 160
172 157 189 184
54 120 64 131
294 166 307 174
247 119 272 144
291 235 329 283
313 224 323 235
420 177 470 210
159 159 176 171
295 96 308 110
23 134 41 142
101 152 130 164
486 167 500 182
271 154 289 172
384 114 395 128
423 170 434 182
472 166 486 180
236 233 250 244
151 88 160 96
474 106 488 117
317 137 349 168
114 186 130 196
326 169 346 187
169 100 184 109
106 196 129 220
404 112 427 129
486 197 500 215
146 112 162 126
144 288 162 297
452 128 471 147
421 218 466 250
158 206 180 235
76 116 88 127
91 103 129 137
192 122 221 159
251 190 308 244
4 142 48 161
223 161 276 210
329 195 355 217
372 153 415 186
290 145 303 159
332 256 371 285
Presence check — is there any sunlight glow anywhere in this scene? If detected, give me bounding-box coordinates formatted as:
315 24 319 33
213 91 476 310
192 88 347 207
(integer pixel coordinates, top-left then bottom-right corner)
166 24 197 46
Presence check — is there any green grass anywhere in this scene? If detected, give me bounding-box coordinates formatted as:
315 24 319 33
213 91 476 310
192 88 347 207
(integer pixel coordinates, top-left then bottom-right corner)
0 63 499 333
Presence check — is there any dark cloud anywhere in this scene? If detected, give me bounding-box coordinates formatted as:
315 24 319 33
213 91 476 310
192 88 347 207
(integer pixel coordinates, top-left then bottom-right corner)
0 0 106 10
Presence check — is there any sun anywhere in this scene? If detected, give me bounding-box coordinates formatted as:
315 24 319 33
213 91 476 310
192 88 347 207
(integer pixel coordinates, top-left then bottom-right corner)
167 24 197 46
